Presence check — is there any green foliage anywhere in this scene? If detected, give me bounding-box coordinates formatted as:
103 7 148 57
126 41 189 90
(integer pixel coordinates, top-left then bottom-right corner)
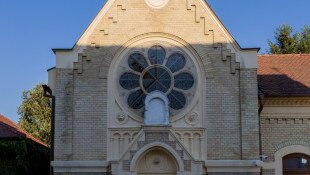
0 138 50 175
296 26 310 53
268 24 310 54
18 84 52 146
268 25 297 54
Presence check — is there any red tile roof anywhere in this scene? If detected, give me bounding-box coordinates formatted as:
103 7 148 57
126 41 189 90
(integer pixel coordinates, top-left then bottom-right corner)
258 54 310 97
0 114 48 147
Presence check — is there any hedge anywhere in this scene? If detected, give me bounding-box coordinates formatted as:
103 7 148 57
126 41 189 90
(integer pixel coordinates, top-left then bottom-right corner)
0 138 50 175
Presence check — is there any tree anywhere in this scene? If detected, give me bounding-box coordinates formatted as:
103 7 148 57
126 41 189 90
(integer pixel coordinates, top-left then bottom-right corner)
296 26 310 53
268 24 310 54
18 84 51 146
268 25 297 54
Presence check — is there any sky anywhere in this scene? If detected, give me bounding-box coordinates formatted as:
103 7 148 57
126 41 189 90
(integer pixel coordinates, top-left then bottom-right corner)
0 0 309 123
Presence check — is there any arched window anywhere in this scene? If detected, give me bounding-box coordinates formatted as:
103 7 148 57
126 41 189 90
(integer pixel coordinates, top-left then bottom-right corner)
117 43 198 119
283 153 310 175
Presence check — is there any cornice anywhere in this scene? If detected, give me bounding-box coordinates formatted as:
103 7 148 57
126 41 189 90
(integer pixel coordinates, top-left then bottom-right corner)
261 115 310 125
263 97 310 106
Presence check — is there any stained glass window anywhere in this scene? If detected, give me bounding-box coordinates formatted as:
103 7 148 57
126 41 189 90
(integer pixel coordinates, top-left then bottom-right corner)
142 67 171 93
128 53 148 73
168 90 186 110
119 45 196 111
127 89 146 109
166 53 186 73
174 72 194 90
119 72 140 90
148 45 166 65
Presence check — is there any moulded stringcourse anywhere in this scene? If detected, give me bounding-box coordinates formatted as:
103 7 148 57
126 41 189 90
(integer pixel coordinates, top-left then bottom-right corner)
101 3 126 36
264 98 310 106
87 0 239 75
186 0 240 74
108 5 126 23
216 43 240 74
261 116 310 125
73 53 88 74
73 49 113 77
186 0 213 36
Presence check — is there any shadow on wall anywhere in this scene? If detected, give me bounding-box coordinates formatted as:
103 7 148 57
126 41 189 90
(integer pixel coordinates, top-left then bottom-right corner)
258 74 310 97
51 39 260 162
54 42 250 120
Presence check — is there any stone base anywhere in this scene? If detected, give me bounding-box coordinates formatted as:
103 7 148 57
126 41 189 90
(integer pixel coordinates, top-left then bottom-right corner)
54 173 110 175
52 161 109 174
208 173 260 175
205 160 262 173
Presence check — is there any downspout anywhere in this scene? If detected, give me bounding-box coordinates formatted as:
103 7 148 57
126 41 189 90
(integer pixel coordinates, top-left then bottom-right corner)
42 85 55 175
51 96 55 164
258 85 265 175
239 69 243 160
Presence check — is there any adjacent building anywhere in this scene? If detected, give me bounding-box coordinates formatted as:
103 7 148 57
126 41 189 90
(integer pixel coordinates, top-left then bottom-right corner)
258 54 310 175
0 114 50 175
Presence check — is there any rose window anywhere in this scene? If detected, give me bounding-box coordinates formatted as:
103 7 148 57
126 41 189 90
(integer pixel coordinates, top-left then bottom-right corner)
118 45 196 115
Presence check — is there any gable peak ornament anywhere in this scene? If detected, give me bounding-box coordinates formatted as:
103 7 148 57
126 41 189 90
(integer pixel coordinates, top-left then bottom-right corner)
146 0 169 9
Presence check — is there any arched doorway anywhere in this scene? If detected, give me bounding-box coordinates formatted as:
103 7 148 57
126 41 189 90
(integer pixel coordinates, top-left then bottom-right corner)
137 148 178 175
283 153 310 175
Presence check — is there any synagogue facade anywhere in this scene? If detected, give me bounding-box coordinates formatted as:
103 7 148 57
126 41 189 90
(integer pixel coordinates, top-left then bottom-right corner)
48 0 310 174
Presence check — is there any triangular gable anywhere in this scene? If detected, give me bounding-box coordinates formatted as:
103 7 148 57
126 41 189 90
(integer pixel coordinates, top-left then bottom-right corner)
53 0 259 54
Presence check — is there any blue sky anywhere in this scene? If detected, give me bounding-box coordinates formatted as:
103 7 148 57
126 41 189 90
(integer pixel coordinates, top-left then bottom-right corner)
0 0 309 122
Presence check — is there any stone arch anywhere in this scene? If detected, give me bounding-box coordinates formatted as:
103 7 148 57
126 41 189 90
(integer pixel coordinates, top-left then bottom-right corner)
274 145 310 175
274 140 310 153
130 142 185 172
107 32 206 123
175 132 181 139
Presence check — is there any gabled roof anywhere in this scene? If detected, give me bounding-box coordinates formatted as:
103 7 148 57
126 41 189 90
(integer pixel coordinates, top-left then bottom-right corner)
52 0 260 54
0 114 48 147
258 54 310 97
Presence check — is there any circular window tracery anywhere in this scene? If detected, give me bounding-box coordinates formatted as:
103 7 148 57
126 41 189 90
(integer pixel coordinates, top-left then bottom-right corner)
118 44 197 117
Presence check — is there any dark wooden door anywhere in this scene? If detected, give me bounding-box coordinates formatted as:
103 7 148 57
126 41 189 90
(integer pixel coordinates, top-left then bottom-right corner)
283 153 310 175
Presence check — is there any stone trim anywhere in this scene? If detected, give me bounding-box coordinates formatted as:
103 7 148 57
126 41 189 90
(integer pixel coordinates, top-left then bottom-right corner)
129 142 185 172
107 34 205 123
274 145 310 175
261 116 310 125
144 91 169 125
264 97 310 106
205 160 262 173
274 140 310 153
51 161 109 173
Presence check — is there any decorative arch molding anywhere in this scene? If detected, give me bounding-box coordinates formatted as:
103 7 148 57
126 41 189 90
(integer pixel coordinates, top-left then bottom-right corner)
274 144 310 175
263 97 310 106
274 140 310 153
106 32 207 123
130 142 185 172
101 32 211 79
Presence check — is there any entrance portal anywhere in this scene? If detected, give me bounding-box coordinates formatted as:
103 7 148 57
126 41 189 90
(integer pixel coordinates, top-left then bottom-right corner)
137 148 178 175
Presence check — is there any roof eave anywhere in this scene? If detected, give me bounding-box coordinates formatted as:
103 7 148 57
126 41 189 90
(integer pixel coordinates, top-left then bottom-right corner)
241 47 261 52
52 48 73 54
